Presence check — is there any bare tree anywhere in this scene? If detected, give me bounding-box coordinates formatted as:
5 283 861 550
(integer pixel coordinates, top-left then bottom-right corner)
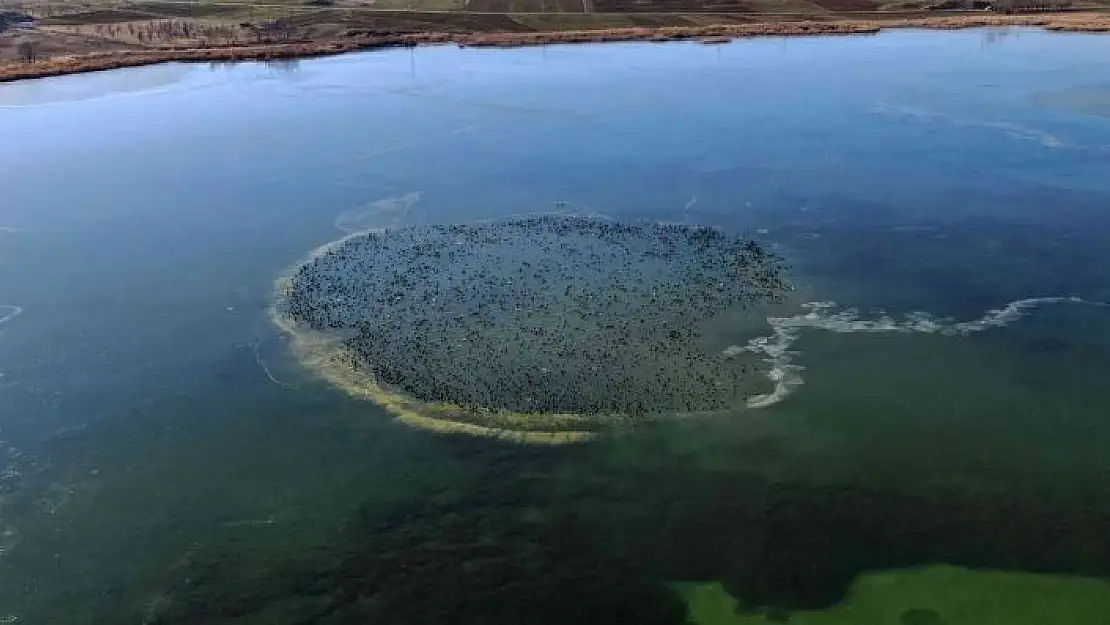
16 41 38 63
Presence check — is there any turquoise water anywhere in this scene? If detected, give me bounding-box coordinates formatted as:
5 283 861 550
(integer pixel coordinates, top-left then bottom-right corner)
1 27 1110 623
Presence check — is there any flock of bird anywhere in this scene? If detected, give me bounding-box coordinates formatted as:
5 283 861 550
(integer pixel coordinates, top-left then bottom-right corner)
279 215 786 424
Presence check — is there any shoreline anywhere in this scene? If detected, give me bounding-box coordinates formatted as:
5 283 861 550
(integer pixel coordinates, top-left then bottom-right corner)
2 12 1109 84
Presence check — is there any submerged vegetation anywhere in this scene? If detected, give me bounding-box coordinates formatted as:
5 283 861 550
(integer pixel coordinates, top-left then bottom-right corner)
150 443 689 625
141 434 1110 625
275 215 786 440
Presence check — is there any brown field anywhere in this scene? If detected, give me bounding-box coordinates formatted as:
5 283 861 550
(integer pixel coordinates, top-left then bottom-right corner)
37 8 157 22
589 0 754 13
1 0 1109 82
810 0 878 11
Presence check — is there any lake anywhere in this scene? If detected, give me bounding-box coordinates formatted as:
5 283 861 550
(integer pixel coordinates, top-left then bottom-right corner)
1 26 1110 624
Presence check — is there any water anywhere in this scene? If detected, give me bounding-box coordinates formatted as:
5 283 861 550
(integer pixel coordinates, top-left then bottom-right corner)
1 27 1110 624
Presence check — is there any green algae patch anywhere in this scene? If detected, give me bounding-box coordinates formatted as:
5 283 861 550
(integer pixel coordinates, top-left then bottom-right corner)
674 565 1110 624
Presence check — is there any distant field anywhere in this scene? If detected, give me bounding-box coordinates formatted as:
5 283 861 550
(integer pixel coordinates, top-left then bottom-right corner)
10 0 1091 20
8 0 1110 24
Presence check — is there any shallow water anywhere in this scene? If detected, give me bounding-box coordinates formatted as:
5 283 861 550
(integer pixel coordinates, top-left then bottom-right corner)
1 27 1110 623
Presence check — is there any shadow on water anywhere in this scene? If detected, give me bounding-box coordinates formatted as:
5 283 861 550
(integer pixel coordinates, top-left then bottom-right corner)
148 428 1110 625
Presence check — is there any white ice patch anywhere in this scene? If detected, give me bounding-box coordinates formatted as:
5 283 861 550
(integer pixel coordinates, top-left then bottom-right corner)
334 191 422 233
682 195 698 223
873 102 1068 150
0 306 22 328
354 124 484 162
729 296 1105 408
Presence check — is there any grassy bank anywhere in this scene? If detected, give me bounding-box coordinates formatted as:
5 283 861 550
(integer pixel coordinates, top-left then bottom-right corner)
2 11 1108 83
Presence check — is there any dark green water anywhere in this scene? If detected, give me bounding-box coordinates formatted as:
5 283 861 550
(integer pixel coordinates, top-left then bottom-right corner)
1 27 1110 624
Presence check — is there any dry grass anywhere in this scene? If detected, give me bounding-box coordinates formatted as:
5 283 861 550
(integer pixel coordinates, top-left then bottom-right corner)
456 19 879 45
897 11 1110 28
